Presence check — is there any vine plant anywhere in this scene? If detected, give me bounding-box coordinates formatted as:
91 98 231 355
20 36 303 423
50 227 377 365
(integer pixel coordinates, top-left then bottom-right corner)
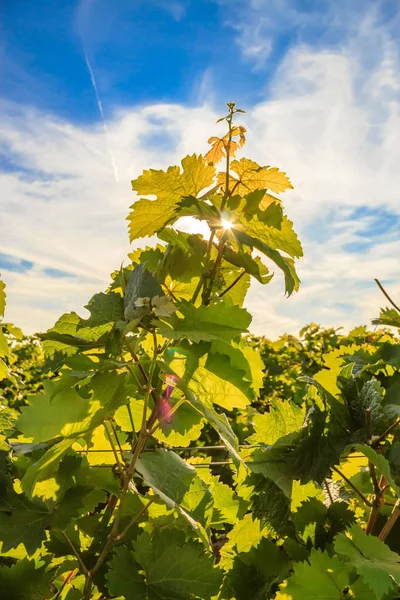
0 104 400 600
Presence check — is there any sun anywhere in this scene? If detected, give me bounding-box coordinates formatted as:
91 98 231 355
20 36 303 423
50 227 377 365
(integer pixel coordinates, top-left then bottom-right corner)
221 218 233 230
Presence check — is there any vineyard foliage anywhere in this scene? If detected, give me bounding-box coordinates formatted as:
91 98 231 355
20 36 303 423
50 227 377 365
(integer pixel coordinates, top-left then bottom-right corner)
1 104 400 600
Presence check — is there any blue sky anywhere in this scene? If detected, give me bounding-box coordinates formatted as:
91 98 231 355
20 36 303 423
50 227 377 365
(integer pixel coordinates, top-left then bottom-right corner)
1 0 399 336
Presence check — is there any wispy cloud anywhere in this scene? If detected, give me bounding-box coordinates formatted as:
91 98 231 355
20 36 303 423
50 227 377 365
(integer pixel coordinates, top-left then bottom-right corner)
1 2 400 337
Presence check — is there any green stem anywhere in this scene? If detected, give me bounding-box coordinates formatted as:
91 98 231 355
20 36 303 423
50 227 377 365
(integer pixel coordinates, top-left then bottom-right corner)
366 474 385 535
378 500 400 541
372 418 400 446
219 270 245 298
103 422 123 476
324 479 334 505
374 278 400 312
114 498 155 541
127 403 137 441
61 533 88 576
191 230 216 304
83 333 159 597
332 466 372 507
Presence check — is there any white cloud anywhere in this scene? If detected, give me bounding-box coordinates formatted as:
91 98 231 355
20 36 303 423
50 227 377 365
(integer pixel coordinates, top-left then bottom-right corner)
1 8 400 338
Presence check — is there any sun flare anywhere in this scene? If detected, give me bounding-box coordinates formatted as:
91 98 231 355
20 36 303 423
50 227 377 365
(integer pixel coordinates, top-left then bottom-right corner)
221 218 233 230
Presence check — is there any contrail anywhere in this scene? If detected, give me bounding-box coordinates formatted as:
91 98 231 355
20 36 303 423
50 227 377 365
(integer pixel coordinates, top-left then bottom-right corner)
84 50 120 183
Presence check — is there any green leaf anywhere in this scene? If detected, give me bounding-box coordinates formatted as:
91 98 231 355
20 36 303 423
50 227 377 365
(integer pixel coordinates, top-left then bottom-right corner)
292 499 354 547
124 263 164 321
240 215 303 259
0 461 50 554
80 291 124 328
159 360 242 466
210 339 265 395
135 449 213 540
247 399 305 445
218 267 251 307
280 549 351 600
219 513 264 569
0 329 8 358
335 524 400 598
190 354 251 410
107 529 222 600
135 449 196 509
222 537 291 600
222 247 272 284
235 230 300 295
128 154 215 241
21 438 77 499
252 477 293 536
0 559 54 600
0 357 8 381
140 529 221 599
223 158 293 195
41 312 109 358
158 300 251 343
196 466 245 525
106 546 148 599
152 399 205 446
372 307 400 329
17 386 98 443
353 444 400 496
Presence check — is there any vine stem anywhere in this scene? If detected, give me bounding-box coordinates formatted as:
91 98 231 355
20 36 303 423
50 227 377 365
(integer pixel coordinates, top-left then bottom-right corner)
103 421 123 477
371 418 400 446
192 104 236 306
378 500 400 541
114 497 155 541
331 466 372 507
324 479 334 504
124 338 160 409
374 278 400 312
219 270 245 298
61 533 88 576
82 332 159 599
366 475 385 535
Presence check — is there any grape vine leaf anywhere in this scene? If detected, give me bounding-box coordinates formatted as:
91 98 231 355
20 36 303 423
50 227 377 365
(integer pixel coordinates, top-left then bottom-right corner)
0 457 51 554
247 399 305 445
205 125 246 165
353 444 400 496
21 437 76 499
152 399 205 446
135 449 197 508
41 312 109 359
240 215 303 259
195 465 246 526
222 538 291 600
107 529 222 600
190 354 252 410
128 154 215 241
106 546 148 599
158 301 251 343
219 513 264 569
279 549 351 600
134 448 213 540
124 263 164 321
0 558 54 600
222 247 272 284
17 385 98 443
235 231 300 295
210 339 265 395
335 524 400 598
159 361 242 466
79 291 124 328
220 158 293 195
